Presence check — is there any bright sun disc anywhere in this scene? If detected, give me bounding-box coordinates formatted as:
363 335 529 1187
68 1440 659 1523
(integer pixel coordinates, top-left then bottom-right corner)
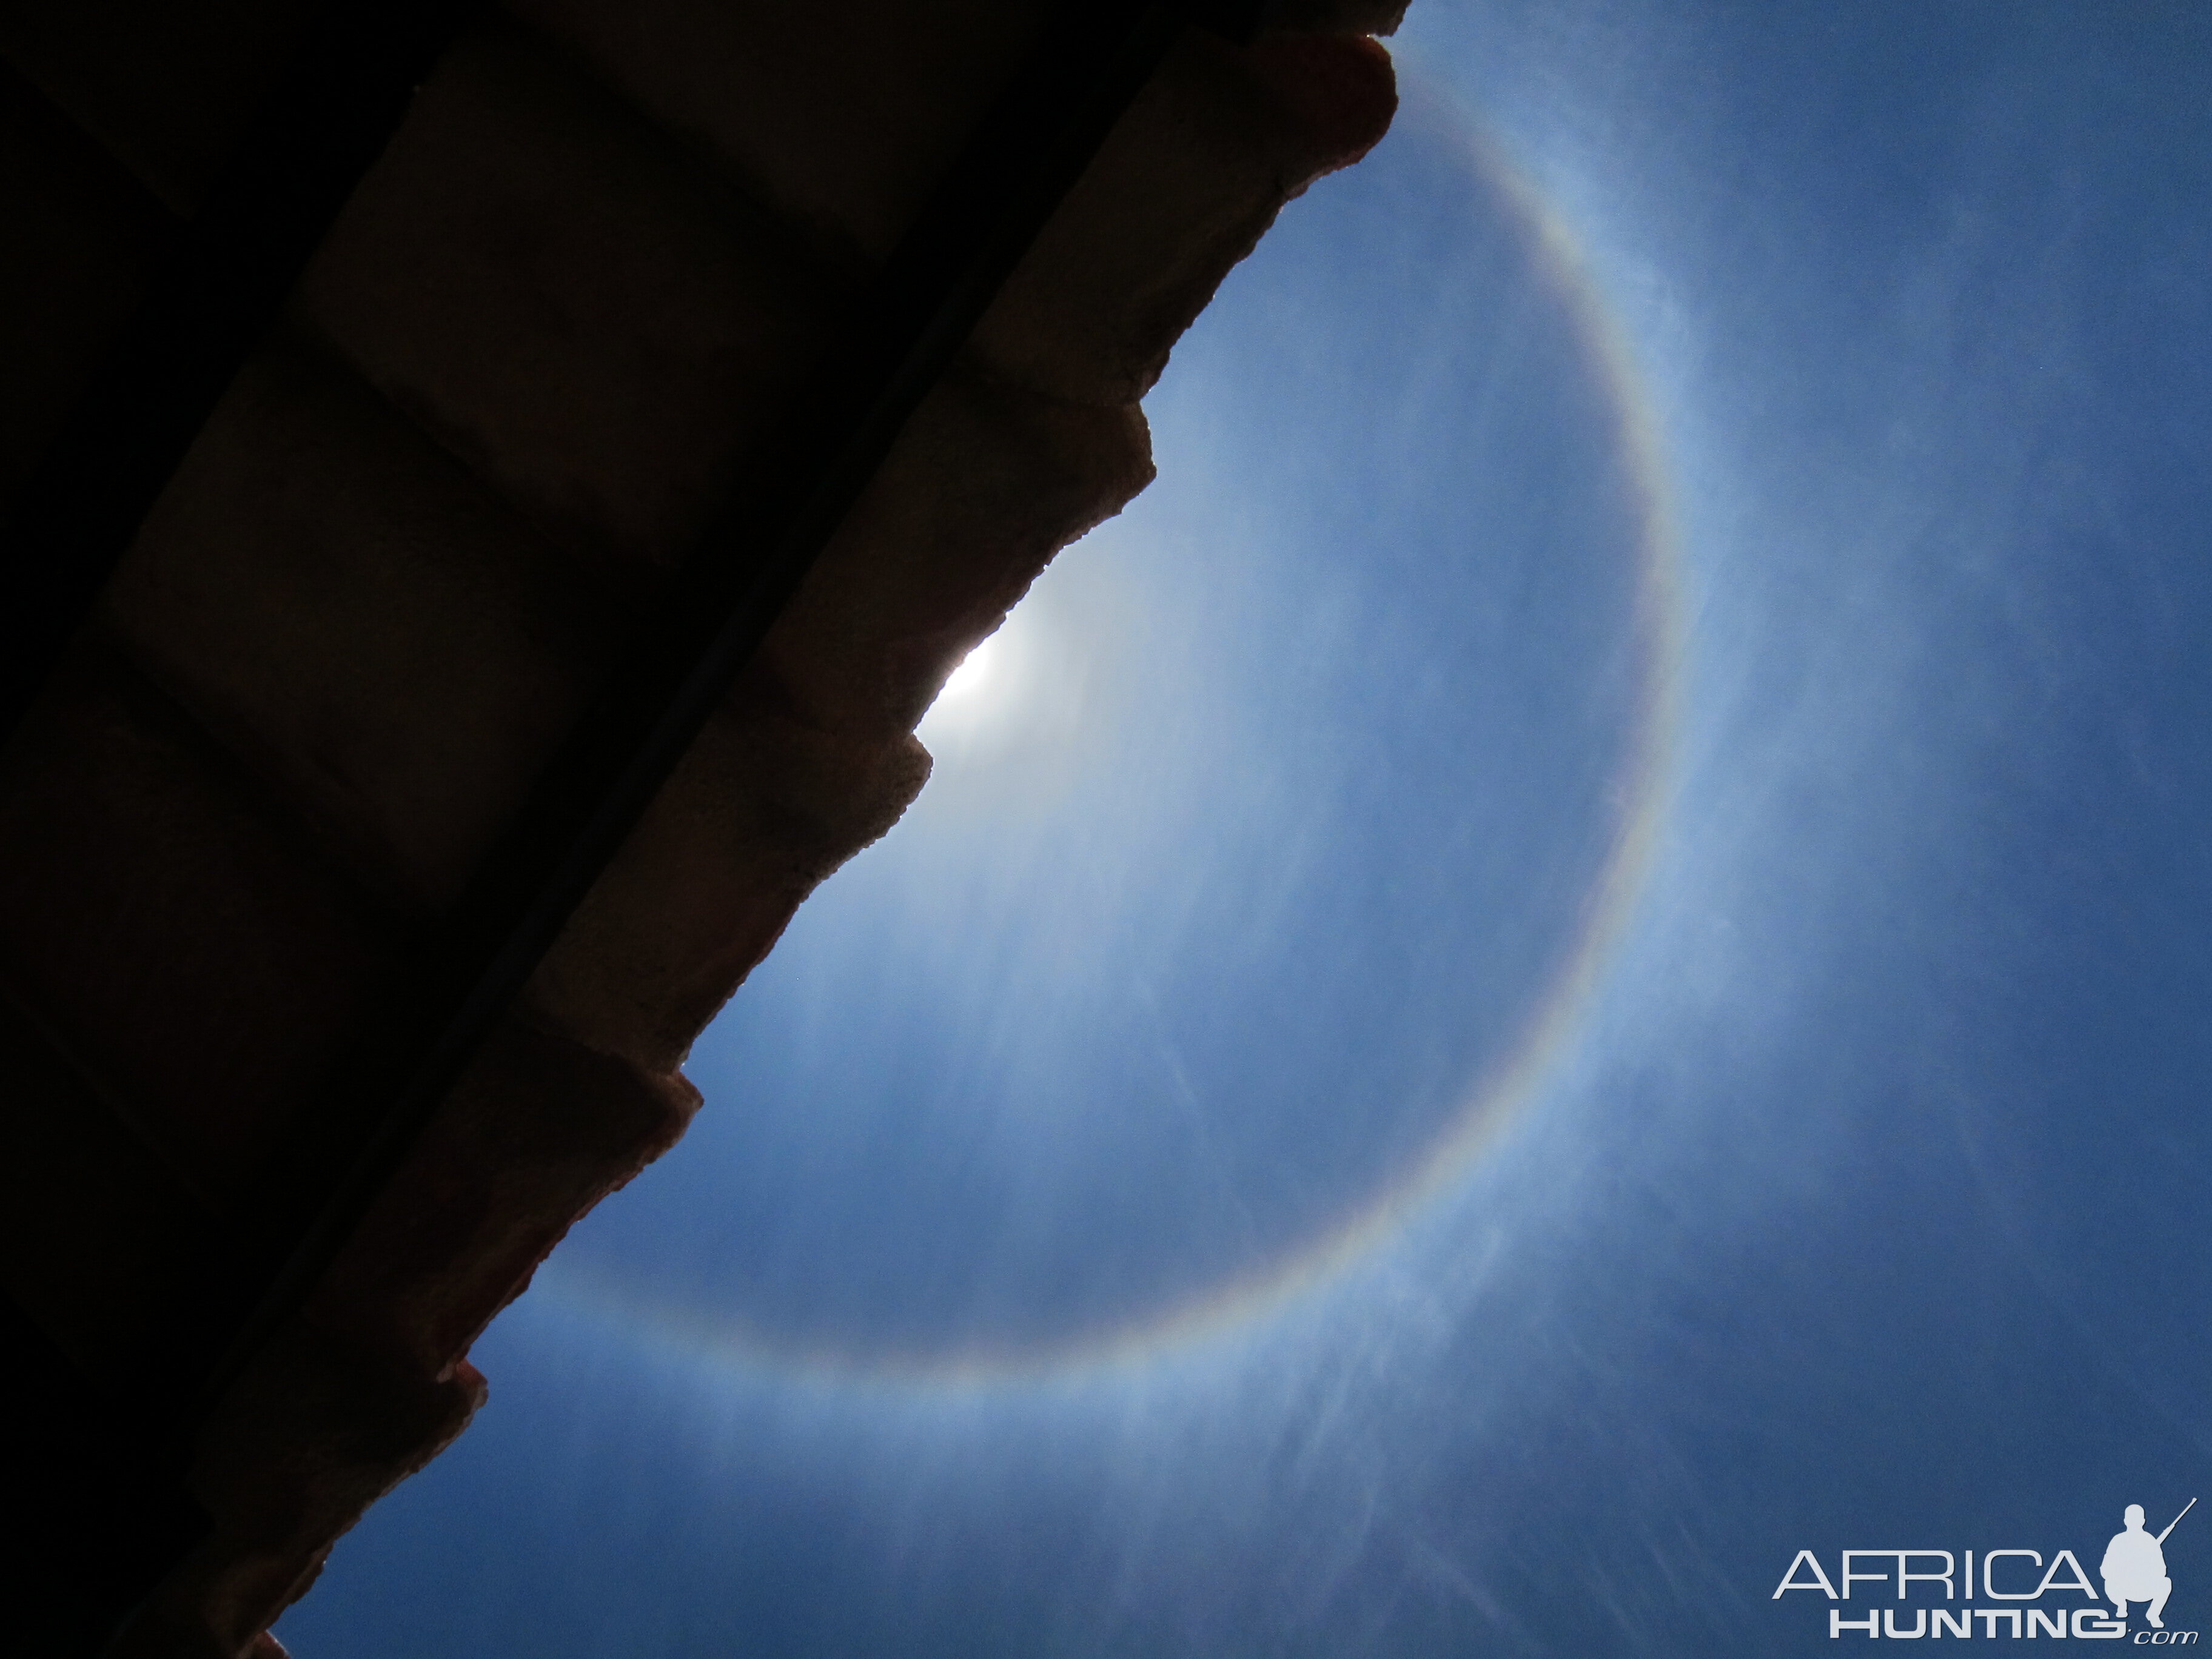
937 635 998 703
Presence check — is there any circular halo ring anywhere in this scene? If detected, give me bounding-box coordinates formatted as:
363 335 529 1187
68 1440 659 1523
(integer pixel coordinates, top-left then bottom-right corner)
546 76 1685 1392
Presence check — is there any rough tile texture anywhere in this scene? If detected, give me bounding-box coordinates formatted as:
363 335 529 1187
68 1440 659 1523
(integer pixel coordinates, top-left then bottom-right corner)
0 1 1398 1651
104 329 625 916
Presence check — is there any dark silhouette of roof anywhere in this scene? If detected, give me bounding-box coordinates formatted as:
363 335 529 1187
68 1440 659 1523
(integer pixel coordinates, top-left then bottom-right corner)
0 0 1400 1651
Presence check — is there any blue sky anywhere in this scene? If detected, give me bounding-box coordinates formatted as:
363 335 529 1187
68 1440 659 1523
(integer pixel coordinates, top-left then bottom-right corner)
280 4 2212 1654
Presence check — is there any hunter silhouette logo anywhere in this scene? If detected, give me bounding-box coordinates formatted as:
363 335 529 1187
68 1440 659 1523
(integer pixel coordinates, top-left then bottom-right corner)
1774 1499 2199 1641
2106 1501 2193 1631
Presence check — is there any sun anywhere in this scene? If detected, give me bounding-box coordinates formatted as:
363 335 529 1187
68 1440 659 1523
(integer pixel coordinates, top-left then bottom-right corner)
936 634 1000 705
